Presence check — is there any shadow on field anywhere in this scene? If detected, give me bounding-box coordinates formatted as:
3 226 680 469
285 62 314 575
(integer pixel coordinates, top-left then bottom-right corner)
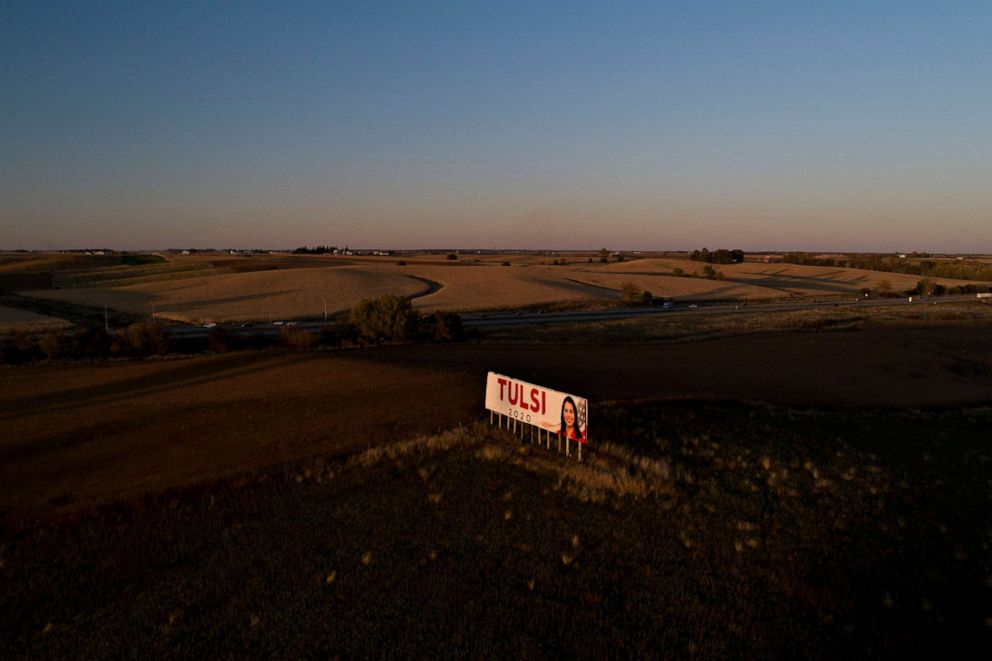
2 403 990 658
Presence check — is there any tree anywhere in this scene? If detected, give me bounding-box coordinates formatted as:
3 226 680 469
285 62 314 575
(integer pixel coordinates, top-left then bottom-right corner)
350 295 415 341
619 282 647 305
672 267 685 277
916 278 938 297
446 253 458 260
127 321 169 356
432 311 463 341
701 264 717 279
877 280 894 296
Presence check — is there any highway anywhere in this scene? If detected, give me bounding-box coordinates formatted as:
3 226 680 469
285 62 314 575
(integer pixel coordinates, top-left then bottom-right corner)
162 294 987 339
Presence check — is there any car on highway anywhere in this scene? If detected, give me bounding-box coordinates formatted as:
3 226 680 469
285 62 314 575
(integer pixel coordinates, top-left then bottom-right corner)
202 322 217 329
688 304 698 309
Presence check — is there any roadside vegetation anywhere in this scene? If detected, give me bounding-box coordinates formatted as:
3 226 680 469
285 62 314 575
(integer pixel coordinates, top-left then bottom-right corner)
482 301 992 344
0 295 464 365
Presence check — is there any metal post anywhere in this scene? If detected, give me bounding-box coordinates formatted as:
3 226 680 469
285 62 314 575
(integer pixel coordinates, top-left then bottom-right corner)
490 410 493 426
578 443 582 462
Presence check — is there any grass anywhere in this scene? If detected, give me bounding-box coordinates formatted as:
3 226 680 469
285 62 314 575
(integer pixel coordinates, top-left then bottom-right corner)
13 253 992 323
482 301 992 344
2 403 990 657
0 293 148 329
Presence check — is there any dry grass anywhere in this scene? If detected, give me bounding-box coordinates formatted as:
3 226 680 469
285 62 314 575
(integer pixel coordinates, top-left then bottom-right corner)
14 252 991 322
24 266 429 323
602 258 981 297
0 305 73 332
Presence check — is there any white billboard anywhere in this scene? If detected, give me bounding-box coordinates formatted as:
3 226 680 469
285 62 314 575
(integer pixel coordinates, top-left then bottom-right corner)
485 372 588 443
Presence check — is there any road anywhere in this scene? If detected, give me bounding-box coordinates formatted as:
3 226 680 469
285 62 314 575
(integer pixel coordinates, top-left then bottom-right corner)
164 293 986 339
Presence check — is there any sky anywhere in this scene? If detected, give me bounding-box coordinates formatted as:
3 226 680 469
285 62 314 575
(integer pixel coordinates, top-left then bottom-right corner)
1 1 990 252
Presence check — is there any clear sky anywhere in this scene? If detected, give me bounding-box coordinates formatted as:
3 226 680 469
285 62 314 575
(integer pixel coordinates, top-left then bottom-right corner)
2 1 989 252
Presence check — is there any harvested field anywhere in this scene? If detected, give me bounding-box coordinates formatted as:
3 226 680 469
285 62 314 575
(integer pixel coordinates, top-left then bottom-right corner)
402 263 619 311
23 266 429 324
14 253 992 322
601 258 983 297
0 305 73 332
3 323 992 529
3 405 990 657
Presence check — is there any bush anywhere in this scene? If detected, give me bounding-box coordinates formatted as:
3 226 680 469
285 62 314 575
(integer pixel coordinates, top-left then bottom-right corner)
619 282 649 305
281 325 315 349
77 326 111 357
319 323 358 347
207 326 234 353
39 331 67 360
446 253 458 260
126 321 170 356
350 295 415 341
432 311 463 342
396 260 407 266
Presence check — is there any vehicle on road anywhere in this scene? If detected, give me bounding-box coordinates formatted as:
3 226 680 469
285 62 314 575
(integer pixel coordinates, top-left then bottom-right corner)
202 322 217 329
688 304 698 309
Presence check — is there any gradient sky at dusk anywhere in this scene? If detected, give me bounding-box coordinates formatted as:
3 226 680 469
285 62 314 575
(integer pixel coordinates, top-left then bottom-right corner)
2 1 990 251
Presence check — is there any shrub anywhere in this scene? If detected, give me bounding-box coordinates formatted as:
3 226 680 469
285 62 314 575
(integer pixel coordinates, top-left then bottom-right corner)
446 253 458 260
281 325 315 349
207 326 233 353
77 326 111 357
319 323 358 347
350 295 415 341
396 260 407 266
126 321 170 356
619 282 645 305
39 331 67 360
432 311 463 342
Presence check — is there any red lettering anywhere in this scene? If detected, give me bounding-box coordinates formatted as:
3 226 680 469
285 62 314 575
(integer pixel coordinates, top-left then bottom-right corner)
508 382 519 405
520 385 530 410
530 388 540 412
498 377 507 400
541 391 546 415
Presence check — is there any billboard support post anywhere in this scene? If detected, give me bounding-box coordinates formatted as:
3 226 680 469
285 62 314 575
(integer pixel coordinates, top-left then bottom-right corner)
485 372 588 458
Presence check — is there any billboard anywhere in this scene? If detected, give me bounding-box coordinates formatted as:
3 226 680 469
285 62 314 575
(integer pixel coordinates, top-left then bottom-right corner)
485 372 588 443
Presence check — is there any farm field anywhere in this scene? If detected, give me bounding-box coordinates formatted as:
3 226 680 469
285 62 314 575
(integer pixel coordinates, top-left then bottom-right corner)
3 383 991 656
4 321 992 530
14 253 991 323
0 305 73 332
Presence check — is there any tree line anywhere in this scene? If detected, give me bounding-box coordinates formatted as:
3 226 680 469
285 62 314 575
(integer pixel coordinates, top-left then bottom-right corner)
690 248 744 264
783 253 992 282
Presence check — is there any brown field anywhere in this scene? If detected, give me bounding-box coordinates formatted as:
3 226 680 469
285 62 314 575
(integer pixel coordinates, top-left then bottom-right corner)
3 322 992 529
0 305 73 332
4 309 992 656
16 253 989 323
23 265 430 324
599 257 982 297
